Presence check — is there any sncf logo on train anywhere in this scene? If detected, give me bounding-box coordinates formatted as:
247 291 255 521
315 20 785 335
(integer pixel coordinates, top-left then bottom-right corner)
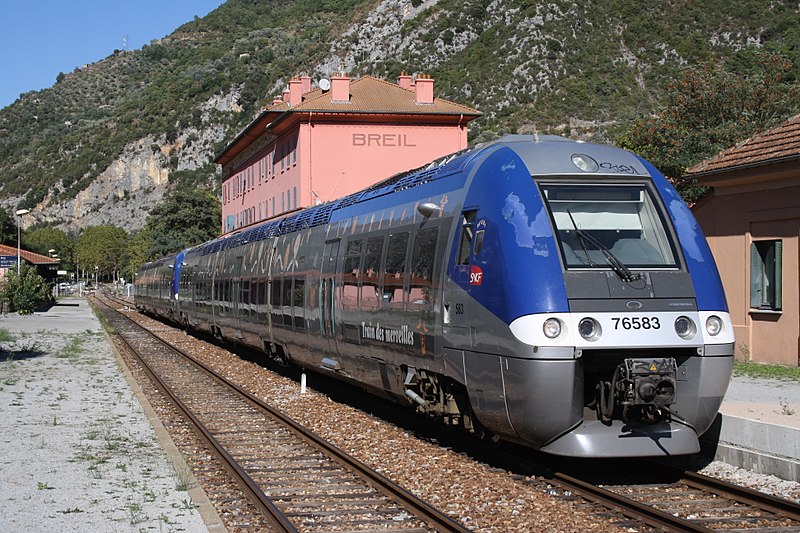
352 133 417 147
469 265 484 285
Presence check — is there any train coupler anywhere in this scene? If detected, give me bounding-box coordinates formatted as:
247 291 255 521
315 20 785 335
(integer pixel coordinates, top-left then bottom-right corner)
597 357 678 424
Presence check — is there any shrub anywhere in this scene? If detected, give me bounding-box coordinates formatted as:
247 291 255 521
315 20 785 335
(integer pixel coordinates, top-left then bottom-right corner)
0 266 53 315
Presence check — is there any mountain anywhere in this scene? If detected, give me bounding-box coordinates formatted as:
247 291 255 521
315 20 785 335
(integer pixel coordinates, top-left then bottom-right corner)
1 0 798 233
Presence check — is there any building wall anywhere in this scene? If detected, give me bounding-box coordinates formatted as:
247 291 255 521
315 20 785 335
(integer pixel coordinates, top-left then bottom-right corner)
306 123 467 204
221 122 467 233
693 178 800 366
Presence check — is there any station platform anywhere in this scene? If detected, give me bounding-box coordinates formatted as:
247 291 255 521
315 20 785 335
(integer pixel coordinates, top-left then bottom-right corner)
703 376 800 481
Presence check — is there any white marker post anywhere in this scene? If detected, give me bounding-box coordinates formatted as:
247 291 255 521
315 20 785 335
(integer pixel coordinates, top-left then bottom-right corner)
300 373 307 394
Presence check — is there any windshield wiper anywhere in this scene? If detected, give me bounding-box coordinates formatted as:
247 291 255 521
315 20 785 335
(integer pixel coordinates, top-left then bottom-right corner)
566 210 642 282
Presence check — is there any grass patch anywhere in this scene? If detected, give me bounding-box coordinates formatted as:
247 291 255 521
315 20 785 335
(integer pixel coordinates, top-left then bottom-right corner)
56 335 86 359
0 328 15 342
733 361 800 381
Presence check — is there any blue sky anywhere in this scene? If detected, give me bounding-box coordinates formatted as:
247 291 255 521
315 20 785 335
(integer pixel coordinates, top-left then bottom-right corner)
0 0 226 109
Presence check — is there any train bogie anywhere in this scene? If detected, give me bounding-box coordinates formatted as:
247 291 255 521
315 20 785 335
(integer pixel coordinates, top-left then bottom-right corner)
136 135 733 458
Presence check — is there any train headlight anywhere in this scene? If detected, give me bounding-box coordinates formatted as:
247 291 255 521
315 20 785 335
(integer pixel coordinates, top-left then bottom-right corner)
543 318 562 339
578 317 601 341
674 316 697 339
705 315 723 336
571 153 599 172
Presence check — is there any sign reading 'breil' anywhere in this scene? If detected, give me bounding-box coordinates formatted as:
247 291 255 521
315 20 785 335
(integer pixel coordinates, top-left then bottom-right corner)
352 133 417 147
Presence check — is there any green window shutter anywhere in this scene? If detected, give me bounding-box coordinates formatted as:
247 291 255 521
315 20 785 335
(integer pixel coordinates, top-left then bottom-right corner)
774 240 782 310
750 242 762 308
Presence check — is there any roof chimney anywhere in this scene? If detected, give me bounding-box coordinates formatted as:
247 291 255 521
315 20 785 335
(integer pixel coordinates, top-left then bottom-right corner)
282 89 290 103
415 74 434 105
331 71 350 103
300 75 312 94
288 77 303 106
272 97 284 107
397 71 414 90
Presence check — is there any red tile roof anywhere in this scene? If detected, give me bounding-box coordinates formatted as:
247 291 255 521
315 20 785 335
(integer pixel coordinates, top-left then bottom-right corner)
687 113 800 176
215 74 481 166
268 75 481 116
0 244 59 265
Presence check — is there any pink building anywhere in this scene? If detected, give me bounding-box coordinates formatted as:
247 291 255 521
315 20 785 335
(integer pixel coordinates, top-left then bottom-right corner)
215 73 481 233
690 114 800 366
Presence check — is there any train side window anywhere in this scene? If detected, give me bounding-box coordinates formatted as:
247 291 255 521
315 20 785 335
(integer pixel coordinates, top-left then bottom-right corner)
271 278 283 326
343 239 362 309
361 236 384 309
282 278 294 329
383 232 409 308
293 279 305 329
457 211 477 265
409 227 439 309
473 229 485 255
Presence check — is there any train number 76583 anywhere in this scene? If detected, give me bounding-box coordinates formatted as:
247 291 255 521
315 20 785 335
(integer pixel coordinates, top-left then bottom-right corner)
611 317 661 330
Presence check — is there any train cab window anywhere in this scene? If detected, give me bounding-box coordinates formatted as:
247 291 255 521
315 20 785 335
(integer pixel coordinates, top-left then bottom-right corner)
343 239 362 309
361 236 384 309
409 227 439 309
383 232 409 308
540 184 677 269
457 210 477 265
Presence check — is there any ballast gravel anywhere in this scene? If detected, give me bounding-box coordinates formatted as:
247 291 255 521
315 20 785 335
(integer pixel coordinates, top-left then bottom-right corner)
139 308 800 530
0 301 207 533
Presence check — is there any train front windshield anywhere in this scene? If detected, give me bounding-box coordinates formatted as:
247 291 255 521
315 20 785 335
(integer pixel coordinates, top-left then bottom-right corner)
540 183 677 269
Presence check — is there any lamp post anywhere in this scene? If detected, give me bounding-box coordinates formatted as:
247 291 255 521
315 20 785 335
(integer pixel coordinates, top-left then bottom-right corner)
15 209 30 274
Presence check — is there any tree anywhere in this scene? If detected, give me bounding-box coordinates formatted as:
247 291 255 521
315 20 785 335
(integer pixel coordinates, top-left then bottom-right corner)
0 266 52 314
75 226 128 280
22 227 75 270
0 209 17 245
617 52 800 204
124 225 154 281
147 188 220 258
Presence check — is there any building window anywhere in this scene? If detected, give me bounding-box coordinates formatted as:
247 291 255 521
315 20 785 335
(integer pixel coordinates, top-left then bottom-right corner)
293 187 297 209
750 240 782 310
281 192 285 212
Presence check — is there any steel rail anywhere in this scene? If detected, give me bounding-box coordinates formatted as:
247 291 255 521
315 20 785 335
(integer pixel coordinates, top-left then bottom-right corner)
547 471 715 532
93 296 298 532
96 293 469 533
680 469 800 519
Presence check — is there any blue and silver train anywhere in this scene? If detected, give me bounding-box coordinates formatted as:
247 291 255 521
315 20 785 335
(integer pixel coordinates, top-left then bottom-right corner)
136 135 734 458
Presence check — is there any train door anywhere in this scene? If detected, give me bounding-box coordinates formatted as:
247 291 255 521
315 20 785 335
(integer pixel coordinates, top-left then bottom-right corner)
445 209 481 348
232 255 244 339
320 239 341 362
265 241 277 342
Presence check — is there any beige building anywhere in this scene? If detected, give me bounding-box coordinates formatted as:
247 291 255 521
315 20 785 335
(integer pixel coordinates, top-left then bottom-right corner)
689 114 800 366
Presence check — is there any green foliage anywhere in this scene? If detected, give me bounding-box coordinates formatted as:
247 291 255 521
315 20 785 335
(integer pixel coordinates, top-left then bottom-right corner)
733 361 800 381
0 209 17 245
22 227 75 270
0 266 52 315
124 225 153 280
2 0 800 215
617 52 800 203
147 188 220 258
75 226 128 279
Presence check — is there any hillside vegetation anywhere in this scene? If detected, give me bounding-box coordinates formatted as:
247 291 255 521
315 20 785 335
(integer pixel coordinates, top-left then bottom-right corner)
1 0 799 232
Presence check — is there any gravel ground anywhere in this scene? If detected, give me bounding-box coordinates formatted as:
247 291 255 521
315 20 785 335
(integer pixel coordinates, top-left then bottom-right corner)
0 301 208 532
4 296 798 532
136 307 800 530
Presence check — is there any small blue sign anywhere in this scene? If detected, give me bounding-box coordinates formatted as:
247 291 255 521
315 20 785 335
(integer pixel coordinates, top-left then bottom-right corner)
0 256 17 269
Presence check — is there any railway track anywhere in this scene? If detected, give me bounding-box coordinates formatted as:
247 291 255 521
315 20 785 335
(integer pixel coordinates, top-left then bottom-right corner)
102 290 800 532
529 459 800 531
92 293 468 533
